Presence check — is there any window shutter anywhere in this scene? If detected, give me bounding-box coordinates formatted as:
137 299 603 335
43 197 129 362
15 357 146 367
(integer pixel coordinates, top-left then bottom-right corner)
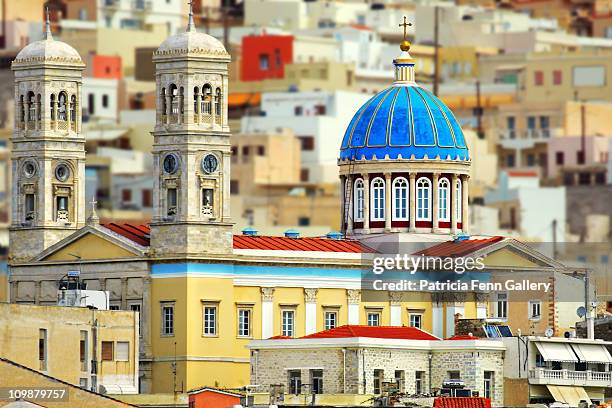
116 342 129 361
101 341 114 361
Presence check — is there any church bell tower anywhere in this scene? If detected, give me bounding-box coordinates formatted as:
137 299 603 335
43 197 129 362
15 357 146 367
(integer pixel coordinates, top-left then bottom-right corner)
149 5 233 257
9 15 86 262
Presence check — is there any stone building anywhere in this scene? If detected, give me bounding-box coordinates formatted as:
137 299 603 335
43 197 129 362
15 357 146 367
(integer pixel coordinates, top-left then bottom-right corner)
247 325 505 407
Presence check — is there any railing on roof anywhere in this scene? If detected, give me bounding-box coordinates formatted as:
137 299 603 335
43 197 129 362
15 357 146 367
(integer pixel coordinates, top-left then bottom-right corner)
529 368 612 386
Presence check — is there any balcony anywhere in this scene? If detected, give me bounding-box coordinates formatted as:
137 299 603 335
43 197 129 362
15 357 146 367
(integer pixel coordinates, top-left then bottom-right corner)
498 128 559 150
132 0 152 11
529 368 612 387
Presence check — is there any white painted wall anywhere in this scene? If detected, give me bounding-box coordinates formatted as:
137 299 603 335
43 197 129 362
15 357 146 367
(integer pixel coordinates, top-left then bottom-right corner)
83 77 119 122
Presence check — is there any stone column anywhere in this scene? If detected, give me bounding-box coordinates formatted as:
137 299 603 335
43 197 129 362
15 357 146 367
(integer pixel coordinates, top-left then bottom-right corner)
165 94 172 124
432 173 440 232
409 173 416 232
362 174 370 232
389 292 402 326
261 288 275 339
304 288 318 335
451 174 458 234
24 100 30 130
178 92 184 125
384 172 392 231
462 175 470 233
347 175 354 234
142 276 152 357
195 94 201 120
347 289 360 325
34 100 40 130
52 100 58 131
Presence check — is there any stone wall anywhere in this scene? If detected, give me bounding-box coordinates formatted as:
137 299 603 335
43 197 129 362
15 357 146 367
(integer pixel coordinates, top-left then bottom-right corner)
361 348 430 394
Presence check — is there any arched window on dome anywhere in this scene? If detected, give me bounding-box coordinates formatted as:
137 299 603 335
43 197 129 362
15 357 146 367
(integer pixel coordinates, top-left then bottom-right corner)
438 178 450 222
214 87 222 117
353 178 364 222
371 177 385 221
27 91 36 123
416 177 431 221
50 94 56 121
392 177 408 221
202 84 212 116
456 179 462 223
193 87 200 116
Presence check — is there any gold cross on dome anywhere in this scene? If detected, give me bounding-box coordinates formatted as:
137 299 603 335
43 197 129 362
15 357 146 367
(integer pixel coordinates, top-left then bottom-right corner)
399 16 412 41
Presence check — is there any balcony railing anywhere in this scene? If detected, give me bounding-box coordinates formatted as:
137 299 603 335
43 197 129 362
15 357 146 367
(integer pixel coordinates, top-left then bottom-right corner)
499 128 556 141
529 368 612 387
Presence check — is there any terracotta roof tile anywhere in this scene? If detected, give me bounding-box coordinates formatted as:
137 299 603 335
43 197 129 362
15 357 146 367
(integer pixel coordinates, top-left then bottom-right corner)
101 223 372 253
434 397 491 408
416 236 504 258
301 325 439 340
445 334 481 340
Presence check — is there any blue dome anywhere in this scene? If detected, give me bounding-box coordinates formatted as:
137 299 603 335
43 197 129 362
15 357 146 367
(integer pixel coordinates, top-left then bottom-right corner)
340 86 469 161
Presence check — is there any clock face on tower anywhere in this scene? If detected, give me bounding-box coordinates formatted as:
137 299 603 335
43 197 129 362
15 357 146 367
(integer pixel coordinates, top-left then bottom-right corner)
201 154 218 174
163 154 179 174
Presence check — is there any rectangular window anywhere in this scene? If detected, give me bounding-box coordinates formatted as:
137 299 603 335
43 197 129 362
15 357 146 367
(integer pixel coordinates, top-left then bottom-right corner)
314 105 326 115
203 304 217 336
79 378 88 389
238 308 251 337
202 188 213 211
101 341 114 361
448 370 461 380
102 94 109 108
367 312 380 326
288 370 302 394
259 54 270 70
373 369 384 394
529 300 541 320
556 151 565 165
25 193 35 221
484 371 494 399
298 136 315 151
167 188 177 216
282 310 295 337
88 93 95 115
116 341 129 361
298 217 310 226
142 189 152 207
415 371 425 394
230 180 239 195
257 145 265 156
535 353 546 367
39 329 47 371
553 70 562 85
534 70 544 86
311 369 323 394
80 331 88 372
300 168 309 182
409 314 422 329
109 302 120 311
294 106 303 116
577 151 585 165
496 293 508 319
324 311 337 330
395 370 405 392
122 189 132 203
162 303 174 336
527 116 536 130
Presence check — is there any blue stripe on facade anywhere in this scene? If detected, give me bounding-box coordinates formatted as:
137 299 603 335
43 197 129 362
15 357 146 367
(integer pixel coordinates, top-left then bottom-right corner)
151 263 364 278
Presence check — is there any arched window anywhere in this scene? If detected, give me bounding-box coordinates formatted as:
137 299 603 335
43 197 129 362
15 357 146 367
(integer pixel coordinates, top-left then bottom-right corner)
36 94 41 121
438 178 450 222
353 178 364 222
19 95 24 123
70 95 76 123
202 84 212 115
27 91 35 121
50 94 56 120
169 84 178 116
193 87 199 114
214 87 221 116
416 177 431 221
456 179 462 222
371 177 385 221
392 177 408 220
58 92 67 121
161 87 166 116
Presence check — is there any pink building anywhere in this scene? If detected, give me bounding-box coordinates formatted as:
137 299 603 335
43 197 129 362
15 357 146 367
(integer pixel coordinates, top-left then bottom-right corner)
547 135 609 185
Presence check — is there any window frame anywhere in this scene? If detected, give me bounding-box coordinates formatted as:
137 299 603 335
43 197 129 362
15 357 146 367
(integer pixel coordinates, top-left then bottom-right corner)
202 302 218 337
392 177 409 221
161 302 175 337
528 300 541 320
370 177 385 221
409 313 423 329
281 309 296 337
495 293 508 319
324 309 338 330
237 306 253 338
367 311 381 327
438 177 450 222
416 177 432 221
456 179 462 222
354 178 365 222
116 341 129 362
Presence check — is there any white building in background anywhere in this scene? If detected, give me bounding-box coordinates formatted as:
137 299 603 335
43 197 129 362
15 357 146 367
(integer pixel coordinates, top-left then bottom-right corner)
485 170 566 242
83 77 119 123
240 90 369 184
97 0 183 34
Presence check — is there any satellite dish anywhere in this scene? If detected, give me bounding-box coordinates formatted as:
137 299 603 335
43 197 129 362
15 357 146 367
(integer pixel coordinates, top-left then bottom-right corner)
545 327 554 338
577 306 587 318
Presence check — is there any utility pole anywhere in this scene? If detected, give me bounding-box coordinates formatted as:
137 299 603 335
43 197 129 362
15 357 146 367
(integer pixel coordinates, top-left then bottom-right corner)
580 101 586 164
433 5 440 96
552 219 558 260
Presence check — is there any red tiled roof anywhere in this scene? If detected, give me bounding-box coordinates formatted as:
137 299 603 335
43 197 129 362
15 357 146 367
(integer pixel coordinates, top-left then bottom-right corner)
268 335 292 340
233 235 371 253
507 170 537 177
101 223 371 253
103 223 150 246
416 236 504 258
301 325 439 340
434 397 491 408
349 24 372 31
446 334 481 340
